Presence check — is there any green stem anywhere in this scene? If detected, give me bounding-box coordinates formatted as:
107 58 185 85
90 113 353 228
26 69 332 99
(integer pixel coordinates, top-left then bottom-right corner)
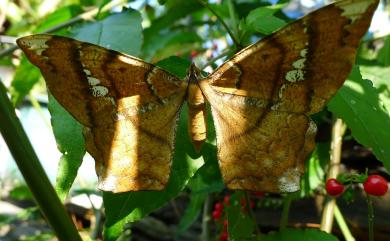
280 194 292 230
244 191 261 235
227 0 239 43
197 0 241 49
0 82 82 241
366 194 374 241
201 194 213 241
334 205 355 241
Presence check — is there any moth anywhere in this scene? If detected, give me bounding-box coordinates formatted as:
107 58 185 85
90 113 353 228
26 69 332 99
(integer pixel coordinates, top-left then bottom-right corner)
17 0 378 193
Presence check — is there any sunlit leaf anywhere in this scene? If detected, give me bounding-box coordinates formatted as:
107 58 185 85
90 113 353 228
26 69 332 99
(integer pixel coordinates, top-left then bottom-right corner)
328 66 390 171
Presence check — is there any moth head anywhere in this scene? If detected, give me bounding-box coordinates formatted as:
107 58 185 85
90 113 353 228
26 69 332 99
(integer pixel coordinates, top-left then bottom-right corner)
186 63 202 83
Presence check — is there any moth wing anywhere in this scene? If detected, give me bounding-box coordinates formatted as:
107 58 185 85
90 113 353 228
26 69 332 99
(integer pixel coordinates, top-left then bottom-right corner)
17 34 188 192
199 0 378 192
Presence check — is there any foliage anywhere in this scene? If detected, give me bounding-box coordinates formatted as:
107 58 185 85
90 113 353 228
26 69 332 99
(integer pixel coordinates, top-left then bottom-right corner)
1 0 389 240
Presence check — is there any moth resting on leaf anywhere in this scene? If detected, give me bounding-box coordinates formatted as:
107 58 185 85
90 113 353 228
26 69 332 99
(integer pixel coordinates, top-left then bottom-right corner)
17 0 378 193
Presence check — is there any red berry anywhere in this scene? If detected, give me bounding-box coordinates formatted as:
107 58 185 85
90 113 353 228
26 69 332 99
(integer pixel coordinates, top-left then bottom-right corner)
325 178 345 196
219 231 228 241
363 175 388 196
223 195 230 206
223 219 228 229
212 210 222 220
214 202 223 211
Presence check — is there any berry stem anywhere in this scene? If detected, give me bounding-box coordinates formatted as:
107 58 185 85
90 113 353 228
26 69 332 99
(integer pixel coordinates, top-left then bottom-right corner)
280 194 292 230
366 194 375 241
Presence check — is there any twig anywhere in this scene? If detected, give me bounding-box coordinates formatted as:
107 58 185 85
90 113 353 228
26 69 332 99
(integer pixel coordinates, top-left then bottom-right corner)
0 81 82 241
0 0 127 58
320 118 346 232
196 0 241 49
334 205 355 241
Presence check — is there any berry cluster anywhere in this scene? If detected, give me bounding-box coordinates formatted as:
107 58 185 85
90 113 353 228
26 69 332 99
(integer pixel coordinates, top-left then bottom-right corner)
325 174 388 197
212 195 230 241
212 193 260 241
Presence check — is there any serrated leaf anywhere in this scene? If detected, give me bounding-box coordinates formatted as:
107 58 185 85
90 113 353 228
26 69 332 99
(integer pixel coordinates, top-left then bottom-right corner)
49 95 85 201
377 36 390 66
72 8 143 56
359 65 390 112
260 228 339 241
328 66 390 171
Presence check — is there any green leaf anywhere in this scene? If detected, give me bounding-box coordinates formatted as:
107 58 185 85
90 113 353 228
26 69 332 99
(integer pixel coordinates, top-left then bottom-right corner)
328 66 390 172
226 192 255 241
175 177 208 237
72 8 143 56
155 56 191 79
103 57 204 241
377 36 390 66
300 143 328 197
143 0 202 59
359 65 390 112
49 95 85 201
259 228 339 241
10 57 41 105
35 5 83 33
245 4 287 35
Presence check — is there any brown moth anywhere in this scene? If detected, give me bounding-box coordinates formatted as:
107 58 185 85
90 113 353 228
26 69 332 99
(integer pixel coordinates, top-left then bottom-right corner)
17 0 378 193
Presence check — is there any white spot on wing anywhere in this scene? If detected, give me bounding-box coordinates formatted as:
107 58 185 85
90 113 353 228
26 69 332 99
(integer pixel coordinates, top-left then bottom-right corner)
88 76 101 86
91 86 109 97
285 69 305 82
336 0 374 23
83 69 91 76
292 58 306 69
20 38 49 56
300 49 308 58
278 168 301 192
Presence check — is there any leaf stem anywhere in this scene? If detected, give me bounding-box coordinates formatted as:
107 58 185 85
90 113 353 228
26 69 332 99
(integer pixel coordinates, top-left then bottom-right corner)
197 0 241 49
200 48 234 70
0 82 82 241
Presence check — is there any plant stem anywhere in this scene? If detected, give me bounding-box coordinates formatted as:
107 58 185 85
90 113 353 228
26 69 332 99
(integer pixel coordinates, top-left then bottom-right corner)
321 118 346 232
280 194 292 230
0 82 82 241
334 205 355 241
197 0 241 49
200 48 234 70
227 0 239 43
244 191 261 235
201 194 213 241
366 194 374 241
0 0 127 58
